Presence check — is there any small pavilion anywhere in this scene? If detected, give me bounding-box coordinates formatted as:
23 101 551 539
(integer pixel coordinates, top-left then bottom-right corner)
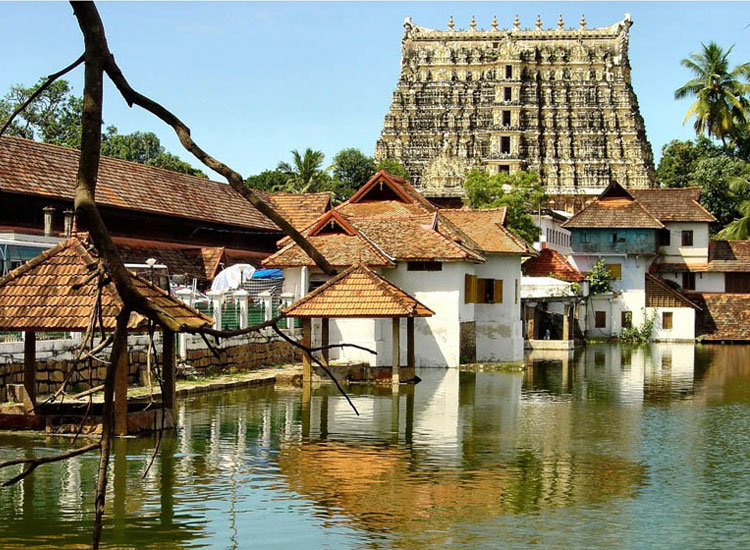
0 237 212 434
282 263 434 385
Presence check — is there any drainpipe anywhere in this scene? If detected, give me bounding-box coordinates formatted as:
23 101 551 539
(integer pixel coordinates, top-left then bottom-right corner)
43 206 55 236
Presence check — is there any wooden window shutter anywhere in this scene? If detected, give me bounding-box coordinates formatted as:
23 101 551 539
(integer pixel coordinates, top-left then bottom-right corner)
464 274 477 304
493 279 504 304
605 263 622 280
477 278 486 303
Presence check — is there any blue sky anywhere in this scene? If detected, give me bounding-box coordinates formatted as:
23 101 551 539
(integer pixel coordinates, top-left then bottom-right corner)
2 2 750 180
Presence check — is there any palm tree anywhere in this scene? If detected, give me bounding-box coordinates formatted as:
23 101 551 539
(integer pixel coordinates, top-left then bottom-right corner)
716 174 750 239
277 148 328 193
675 42 750 145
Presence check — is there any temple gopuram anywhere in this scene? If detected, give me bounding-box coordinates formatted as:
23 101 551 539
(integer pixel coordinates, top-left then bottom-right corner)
375 14 656 210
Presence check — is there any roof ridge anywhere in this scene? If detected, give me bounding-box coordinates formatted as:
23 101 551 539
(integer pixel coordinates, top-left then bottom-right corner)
646 273 701 310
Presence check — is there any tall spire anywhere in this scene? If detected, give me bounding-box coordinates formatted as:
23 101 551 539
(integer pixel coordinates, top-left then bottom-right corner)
513 13 520 29
558 14 564 29
535 14 542 30
492 15 498 30
470 15 476 30
580 14 587 29
448 15 454 30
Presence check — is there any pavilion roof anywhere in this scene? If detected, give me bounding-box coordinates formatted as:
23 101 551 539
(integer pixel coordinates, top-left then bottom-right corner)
522 248 584 282
283 263 434 318
0 237 213 332
562 182 663 229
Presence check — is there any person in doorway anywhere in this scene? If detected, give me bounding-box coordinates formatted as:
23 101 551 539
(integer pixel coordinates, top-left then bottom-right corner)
544 328 551 340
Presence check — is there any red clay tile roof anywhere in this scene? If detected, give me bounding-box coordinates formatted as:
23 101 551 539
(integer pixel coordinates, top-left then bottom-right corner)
630 188 716 223
650 262 710 273
522 248 584 282
261 191 331 231
0 237 212 331
562 182 663 229
283 263 434 318
440 208 534 255
708 240 750 272
645 273 700 309
336 171 437 219
0 136 278 232
692 292 750 340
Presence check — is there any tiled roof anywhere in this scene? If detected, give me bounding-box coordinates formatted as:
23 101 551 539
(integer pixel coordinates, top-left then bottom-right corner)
440 208 535 255
0 136 278 232
263 233 395 268
645 274 700 309
522 248 584 282
650 262 710 273
336 171 437 219
283 263 434 318
708 240 750 272
0 237 213 332
261 191 331 231
630 188 716 223
692 292 750 340
562 182 663 229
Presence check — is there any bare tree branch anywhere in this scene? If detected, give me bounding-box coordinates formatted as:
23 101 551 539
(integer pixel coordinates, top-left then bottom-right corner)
0 442 99 487
0 53 85 138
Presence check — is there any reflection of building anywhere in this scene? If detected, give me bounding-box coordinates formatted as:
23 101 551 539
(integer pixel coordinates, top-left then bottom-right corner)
376 15 655 205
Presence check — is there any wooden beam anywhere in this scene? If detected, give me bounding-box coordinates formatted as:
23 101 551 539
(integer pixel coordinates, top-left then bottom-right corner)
302 318 312 383
392 318 400 387
23 332 36 412
114 334 129 436
321 318 330 366
406 317 415 370
162 329 176 411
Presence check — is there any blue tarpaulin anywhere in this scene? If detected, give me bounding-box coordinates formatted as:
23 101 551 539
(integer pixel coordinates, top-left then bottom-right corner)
252 268 283 279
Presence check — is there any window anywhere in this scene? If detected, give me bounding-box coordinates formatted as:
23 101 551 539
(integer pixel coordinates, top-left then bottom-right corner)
659 229 671 246
605 263 622 280
595 311 607 328
501 110 511 126
407 261 442 272
621 311 632 329
505 65 513 79
500 136 511 153
682 272 696 290
580 233 590 244
726 273 750 293
662 311 673 330
609 232 617 243
681 230 693 247
504 87 512 101
497 164 509 174
464 274 503 304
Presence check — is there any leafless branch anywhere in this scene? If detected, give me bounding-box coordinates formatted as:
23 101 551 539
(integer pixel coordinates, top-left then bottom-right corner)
0 442 99 487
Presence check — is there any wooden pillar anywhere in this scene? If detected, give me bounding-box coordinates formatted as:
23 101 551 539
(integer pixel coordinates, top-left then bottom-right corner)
406 317 415 370
162 329 176 411
23 331 36 411
527 306 536 340
562 305 572 341
114 333 129 436
391 317 400 387
302 318 312 383
321 318 330 366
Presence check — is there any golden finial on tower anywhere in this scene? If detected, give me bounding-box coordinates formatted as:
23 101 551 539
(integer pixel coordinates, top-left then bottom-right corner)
580 14 587 29
448 15 454 30
470 15 476 30
558 14 564 29
535 14 542 29
492 15 498 30
514 14 520 29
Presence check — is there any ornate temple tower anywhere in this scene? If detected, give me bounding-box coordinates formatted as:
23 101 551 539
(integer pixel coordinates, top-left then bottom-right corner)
375 14 656 209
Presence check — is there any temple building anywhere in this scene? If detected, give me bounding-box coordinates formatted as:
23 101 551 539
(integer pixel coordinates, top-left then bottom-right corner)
375 13 656 209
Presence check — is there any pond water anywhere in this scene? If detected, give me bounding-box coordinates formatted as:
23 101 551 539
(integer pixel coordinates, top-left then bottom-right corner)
1 343 750 549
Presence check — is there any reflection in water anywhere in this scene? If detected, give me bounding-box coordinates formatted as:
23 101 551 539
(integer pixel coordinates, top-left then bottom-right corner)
0 344 749 549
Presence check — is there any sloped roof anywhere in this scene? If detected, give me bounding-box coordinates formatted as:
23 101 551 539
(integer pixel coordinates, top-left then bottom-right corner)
522 248 584 282
0 237 213 332
708 240 750 272
562 182 663 229
440 208 535 255
0 136 277 232
283 263 434 318
630 188 716 223
645 274 700 310
261 191 331 231
336 170 437 218
693 292 750 340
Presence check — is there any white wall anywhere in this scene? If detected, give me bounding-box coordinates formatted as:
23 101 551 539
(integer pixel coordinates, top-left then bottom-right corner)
660 270 725 292
658 222 710 264
534 216 572 255
647 307 695 341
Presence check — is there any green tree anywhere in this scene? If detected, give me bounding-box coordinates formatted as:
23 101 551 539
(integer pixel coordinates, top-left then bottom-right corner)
245 169 288 192
463 169 546 244
100 126 206 177
332 148 375 193
375 158 410 180
656 138 722 187
0 78 83 148
691 155 748 229
675 42 750 145
716 172 750 239
277 148 329 193
586 258 614 295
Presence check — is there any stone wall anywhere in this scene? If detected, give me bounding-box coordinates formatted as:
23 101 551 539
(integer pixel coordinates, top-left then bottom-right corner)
0 338 302 401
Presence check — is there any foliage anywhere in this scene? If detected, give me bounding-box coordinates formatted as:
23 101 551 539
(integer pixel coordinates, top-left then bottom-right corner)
244 169 288 192
332 148 375 195
100 126 206 177
716 172 750 239
656 138 722 187
462 169 546 244
585 259 614 295
375 157 410 180
691 155 748 229
0 78 83 148
619 309 656 344
675 42 750 144
277 148 329 193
